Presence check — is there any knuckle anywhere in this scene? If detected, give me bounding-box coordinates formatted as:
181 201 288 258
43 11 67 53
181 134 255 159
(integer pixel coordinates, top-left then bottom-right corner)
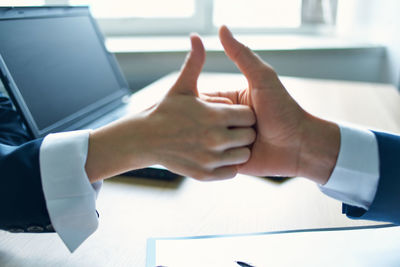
250 64 277 83
239 110 256 126
229 148 250 163
200 108 225 126
204 129 226 149
199 152 218 168
213 109 229 123
190 169 207 180
203 105 221 119
253 69 269 82
194 170 213 181
227 147 251 164
261 65 278 79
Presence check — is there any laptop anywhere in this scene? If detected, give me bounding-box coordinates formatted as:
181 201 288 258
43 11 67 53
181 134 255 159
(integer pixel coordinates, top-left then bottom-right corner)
0 6 179 180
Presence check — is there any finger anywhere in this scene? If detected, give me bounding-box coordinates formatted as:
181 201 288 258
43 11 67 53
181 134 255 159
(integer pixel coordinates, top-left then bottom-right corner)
219 25 270 80
202 88 252 106
200 94 233 105
218 104 256 127
225 128 256 149
211 165 238 180
202 165 238 181
212 128 256 151
168 34 205 96
214 147 251 168
201 91 238 104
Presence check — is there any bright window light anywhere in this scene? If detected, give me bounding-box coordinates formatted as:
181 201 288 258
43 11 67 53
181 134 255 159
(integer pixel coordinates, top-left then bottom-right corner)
70 0 195 18
213 0 302 28
1 0 327 35
0 0 45 6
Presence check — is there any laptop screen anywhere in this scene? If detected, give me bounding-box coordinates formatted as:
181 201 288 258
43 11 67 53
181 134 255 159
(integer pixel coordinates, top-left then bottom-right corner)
0 8 128 137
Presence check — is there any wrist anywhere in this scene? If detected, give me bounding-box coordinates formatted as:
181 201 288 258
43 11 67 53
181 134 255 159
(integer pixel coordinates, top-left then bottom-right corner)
297 114 340 185
85 113 157 182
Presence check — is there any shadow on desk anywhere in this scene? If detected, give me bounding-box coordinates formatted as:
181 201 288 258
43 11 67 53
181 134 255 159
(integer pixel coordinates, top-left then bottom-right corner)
260 176 293 185
109 175 291 191
109 175 185 190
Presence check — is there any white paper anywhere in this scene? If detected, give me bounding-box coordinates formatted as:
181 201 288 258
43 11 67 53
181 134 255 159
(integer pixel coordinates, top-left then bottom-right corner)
154 226 400 267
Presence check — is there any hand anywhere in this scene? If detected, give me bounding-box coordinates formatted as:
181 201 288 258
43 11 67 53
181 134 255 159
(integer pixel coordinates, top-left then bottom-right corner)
204 26 340 184
85 34 256 182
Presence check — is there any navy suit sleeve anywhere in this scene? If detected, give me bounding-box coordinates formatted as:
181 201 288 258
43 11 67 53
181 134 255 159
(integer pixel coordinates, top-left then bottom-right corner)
0 93 30 145
343 131 400 224
0 93 52 233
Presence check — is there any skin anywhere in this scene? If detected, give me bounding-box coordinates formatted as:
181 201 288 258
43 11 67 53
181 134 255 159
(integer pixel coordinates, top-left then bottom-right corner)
84 34 257 183
204 26 341 185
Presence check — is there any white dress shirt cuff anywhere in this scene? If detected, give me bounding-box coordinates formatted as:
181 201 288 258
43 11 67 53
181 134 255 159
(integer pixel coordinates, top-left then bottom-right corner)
39 130 101 252
319 124 379 210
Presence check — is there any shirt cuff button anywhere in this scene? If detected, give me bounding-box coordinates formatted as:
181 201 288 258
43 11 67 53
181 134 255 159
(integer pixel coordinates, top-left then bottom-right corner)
9 228 24 233
45 224 55 232
26 225 44 233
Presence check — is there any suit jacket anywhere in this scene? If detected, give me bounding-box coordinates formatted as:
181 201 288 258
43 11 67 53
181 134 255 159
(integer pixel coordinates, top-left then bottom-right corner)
343 131 400 224
0 92 52 233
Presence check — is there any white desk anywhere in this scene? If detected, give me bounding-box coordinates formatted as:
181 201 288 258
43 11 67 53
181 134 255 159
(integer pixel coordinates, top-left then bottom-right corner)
0 73 399 267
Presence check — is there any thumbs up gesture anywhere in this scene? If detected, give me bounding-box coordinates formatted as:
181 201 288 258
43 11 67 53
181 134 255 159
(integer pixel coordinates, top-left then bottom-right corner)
85 34 257 182
202 26 340 184
146 34 256 180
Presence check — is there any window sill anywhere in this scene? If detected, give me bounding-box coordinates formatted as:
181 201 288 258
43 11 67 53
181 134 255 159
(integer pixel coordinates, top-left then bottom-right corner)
105 34 383 54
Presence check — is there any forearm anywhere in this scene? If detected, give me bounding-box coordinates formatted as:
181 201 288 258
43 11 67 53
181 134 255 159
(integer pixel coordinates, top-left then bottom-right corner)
85 113 155 183
298 114 341 185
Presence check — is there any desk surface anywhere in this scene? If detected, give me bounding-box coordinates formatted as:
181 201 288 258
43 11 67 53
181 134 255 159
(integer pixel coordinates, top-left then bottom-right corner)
1 73 399 267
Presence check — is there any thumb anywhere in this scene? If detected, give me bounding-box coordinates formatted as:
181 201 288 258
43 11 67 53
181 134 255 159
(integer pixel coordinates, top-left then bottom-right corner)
219 25 269 81
168 34 205 96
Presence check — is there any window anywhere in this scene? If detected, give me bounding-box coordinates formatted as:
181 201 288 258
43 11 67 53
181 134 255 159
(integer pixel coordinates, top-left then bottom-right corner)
1 0 45 5
213 0 302 28
3 0 337 36
70 0 195 18
69 0 209 36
